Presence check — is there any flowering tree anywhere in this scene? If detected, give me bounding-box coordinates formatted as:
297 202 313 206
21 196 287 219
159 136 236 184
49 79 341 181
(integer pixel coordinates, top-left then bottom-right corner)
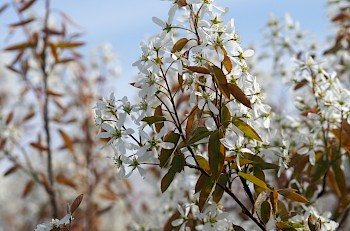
1 0 350 230
95 0 350 230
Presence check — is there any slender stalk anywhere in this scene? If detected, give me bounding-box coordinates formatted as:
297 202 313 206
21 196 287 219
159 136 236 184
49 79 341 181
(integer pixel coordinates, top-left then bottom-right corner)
41 0 58 218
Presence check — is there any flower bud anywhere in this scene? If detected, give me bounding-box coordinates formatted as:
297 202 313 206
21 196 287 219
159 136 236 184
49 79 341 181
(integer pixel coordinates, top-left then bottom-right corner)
177 0 187 7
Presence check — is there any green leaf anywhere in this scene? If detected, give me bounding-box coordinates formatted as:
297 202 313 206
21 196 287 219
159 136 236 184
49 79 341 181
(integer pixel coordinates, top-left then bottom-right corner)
257 162 279 170
277 188 309 203
159 132 180 168
184 127 212 147
311 159 330 182
238 172 269 190
232 118 262 142
258 201 271 224
228 83 252 109
172 153 185 173
154 105 164 133
230 155 278 170
171 38 189 53
232 225 246 231
161 168 176 193
142 116 166 125
212 174 227 203
208 130 225 178
195 155 211 173
275 222 298 230
277 200 289 221
199 176 215 211
253 167 266 195
221 105 231 128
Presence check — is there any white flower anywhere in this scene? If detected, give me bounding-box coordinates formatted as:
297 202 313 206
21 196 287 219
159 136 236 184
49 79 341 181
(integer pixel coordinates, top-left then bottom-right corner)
136 126 174 160
171 204 191 231
35 214 72 231
97 113 134 154
196 91 219 115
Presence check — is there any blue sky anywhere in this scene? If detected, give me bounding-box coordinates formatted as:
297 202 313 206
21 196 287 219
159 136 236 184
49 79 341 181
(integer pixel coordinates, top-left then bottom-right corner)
1 0 329 99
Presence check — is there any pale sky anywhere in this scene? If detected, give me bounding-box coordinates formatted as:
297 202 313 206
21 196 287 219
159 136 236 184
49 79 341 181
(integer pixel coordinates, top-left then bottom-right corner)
1 0 329 99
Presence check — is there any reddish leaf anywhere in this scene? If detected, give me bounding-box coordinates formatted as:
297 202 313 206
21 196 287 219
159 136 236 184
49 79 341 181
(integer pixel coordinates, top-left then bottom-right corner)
332 156 347 197
278 188 309 203
43 27 64 36
56 174 76 189
211 65 227 84
22 180 34 198
40 173 52 194
294 79 308 90
331 12 350 22
332 120 350 153
211 65 231 98
4 42 34 51
228 83 252 109
19 0 36 12
30 142 48 151
9 18 35 28
3 164 20 176
222 47 233 73
328 169 341 197
186 66 211 74
163 210 181 231
49 43 59 63
22 111 35 122
186 105 199 139
58 129 75 154
177 0 187 7
56 42 84 49
195 173 208 193
5 111 14 125
47 90 63 97
270 190 278 216
99 192 118 201
0 3 9 14
70 194 84 214
171 38 189 53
